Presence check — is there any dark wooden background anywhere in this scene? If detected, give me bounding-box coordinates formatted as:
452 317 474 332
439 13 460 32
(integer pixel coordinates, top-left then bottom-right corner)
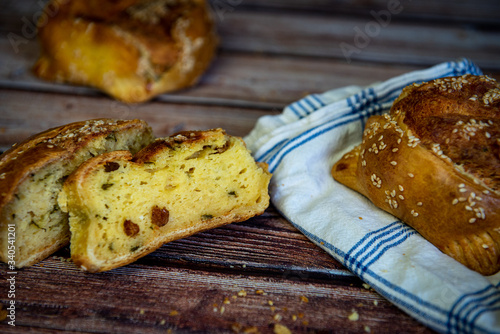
0 0 499 333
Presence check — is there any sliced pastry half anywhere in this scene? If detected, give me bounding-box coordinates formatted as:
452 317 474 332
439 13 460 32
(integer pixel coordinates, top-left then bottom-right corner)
59 128 271 272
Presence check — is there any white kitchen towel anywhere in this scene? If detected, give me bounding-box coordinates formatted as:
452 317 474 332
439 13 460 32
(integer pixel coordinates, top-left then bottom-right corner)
244 58 500 334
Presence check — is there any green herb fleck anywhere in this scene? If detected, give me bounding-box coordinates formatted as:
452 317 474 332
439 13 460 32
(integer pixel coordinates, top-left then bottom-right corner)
106 132 117 142
102 183 114 190
30 220 47 232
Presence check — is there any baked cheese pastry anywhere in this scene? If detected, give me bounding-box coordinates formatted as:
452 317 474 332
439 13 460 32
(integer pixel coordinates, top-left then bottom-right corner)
58 128 271 272
0 119 154 268
33 0 218 103
332 75 500 275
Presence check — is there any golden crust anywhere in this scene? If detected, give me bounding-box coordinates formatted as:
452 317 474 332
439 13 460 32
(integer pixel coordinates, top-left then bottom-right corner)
33 0 218 103
332 75 500 275
0 119 152 209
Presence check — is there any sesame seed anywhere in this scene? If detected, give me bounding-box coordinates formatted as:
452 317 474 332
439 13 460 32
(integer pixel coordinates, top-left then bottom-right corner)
408 173 414 178
417 202 423 206
398 195 405 200
398 185 404 192
459 188 467 193
392 148 399 152
390 161 397 166
482 244 489 249
469 218 476 224
452 199 459 205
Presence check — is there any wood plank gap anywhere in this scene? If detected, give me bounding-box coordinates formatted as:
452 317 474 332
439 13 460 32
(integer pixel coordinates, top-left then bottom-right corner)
0 80 284 111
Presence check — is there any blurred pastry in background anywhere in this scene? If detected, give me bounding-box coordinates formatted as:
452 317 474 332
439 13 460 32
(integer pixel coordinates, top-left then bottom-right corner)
33 0 218 103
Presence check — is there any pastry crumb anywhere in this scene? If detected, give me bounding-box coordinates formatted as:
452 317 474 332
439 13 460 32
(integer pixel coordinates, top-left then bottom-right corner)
274 324 292 334
348 310 359 321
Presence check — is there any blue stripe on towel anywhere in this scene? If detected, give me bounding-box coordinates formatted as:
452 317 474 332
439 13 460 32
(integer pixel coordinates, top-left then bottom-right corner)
345 222 417 275
448 286 500 334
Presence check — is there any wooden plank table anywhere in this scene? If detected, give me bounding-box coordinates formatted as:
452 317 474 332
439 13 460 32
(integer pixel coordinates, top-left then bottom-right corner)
0 1 499 333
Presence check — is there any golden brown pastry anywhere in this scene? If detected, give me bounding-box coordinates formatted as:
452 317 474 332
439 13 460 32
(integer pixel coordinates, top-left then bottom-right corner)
58 129 271 272
0 119 154 268
332 75 500 275
33 0 218 103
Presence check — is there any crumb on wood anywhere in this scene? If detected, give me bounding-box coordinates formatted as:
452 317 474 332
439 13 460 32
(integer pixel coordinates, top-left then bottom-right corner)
348 310 359 321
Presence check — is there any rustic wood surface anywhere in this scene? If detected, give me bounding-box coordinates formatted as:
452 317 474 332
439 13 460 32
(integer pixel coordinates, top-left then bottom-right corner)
0 0 499 333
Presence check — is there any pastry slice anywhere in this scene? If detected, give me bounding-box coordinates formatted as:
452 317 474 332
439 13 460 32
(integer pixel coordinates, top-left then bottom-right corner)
332 75 500 275
0 119 154 268
58 128 271 272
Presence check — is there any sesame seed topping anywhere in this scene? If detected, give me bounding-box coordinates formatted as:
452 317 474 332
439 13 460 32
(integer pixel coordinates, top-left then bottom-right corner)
417 202 423 206
390 161 397 166
398 185 404 192
452 199 459 205
408 173 414 178
482 244 489 249
370 174 382 188
469 218 476 224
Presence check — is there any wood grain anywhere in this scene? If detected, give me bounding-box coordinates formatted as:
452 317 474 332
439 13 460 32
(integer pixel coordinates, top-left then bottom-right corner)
239 0 500 24
0 205 433 334
217 11 500 69
0 258 432 334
